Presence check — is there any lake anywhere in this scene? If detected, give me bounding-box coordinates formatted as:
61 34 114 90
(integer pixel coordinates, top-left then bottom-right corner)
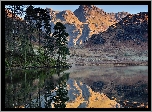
5 65 148 108
66 65 148 108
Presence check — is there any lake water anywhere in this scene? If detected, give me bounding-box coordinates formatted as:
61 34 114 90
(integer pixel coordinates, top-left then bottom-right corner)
65 65 148 88
65 65 148 108
5 65 148 108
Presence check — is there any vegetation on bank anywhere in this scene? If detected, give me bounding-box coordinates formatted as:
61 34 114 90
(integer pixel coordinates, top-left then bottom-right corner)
5 5 70 69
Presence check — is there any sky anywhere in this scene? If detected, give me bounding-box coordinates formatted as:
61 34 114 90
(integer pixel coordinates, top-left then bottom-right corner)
33 5 148 14
5 5 148 19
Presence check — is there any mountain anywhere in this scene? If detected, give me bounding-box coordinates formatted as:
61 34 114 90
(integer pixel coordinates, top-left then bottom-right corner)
68 12 148 66
86 12 148 48
46 8 83 46
74 5 129 33
6 6 147 48
46 5 129 47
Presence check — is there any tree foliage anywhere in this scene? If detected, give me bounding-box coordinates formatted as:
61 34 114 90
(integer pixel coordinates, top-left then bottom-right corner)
52 22 70 66
5 5 70 69
5 5 70 108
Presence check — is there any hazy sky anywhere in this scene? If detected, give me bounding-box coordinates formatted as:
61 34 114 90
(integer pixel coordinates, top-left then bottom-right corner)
33 5 148 14
5 5 148 19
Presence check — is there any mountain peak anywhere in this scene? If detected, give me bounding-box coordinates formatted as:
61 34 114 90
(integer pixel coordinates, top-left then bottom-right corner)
79 5 102 11
80 5 94 8
74 5 102 23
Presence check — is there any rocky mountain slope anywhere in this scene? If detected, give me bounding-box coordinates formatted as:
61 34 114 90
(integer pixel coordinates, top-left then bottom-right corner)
68 12 148 66
46 5 129 46
5 5 130 47
86 12 148 46
5 6 148 49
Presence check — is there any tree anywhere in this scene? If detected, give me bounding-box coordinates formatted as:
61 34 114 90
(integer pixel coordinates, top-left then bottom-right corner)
25 5 53 67
5 5 31 67
52 22 70 67
5 5 69 68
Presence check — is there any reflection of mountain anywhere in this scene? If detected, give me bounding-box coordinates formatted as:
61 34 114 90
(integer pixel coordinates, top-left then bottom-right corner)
65 79 120 108
5 66 148 108
65 65 148 108
27 79 121 108
5 67 121 108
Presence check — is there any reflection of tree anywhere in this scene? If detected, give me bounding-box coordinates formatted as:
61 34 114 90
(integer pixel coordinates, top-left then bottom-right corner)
53 73 69 108
5 70 38 108
5 68 70 108
5 71 14 108
43 76 55 108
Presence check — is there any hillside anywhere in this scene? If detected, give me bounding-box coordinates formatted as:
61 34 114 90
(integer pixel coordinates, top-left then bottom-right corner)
46 5 129 46
68 12 148 66
5 5 130 47
86 12 148 46
5 6 148 65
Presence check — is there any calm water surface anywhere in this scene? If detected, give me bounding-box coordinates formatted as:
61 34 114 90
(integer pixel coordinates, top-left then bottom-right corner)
5 65 148 108
66 65 148 107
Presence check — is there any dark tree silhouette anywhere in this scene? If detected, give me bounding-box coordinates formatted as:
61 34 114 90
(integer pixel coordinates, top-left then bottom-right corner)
52 22 70 67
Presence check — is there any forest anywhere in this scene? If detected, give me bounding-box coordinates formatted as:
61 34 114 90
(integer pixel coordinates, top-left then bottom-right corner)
5 5 71 109
5 5 70 70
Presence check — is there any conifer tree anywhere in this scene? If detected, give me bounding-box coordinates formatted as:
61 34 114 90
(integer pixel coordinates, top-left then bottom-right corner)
25 5 52 66
52 22 70 67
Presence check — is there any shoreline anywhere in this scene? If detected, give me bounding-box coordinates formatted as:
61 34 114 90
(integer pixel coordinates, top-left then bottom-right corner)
72 62 148 67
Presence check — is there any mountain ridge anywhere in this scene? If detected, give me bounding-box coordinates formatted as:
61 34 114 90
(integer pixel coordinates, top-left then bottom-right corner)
5 6 148 48
85 11 148 48
46 5 130 46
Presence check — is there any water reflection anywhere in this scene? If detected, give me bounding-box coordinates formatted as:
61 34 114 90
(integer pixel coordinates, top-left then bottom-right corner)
5 65 148 108
67 65 148 108
5 68 70 108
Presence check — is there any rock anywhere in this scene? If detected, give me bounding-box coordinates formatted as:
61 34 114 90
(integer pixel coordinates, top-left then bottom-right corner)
46 5 129 46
